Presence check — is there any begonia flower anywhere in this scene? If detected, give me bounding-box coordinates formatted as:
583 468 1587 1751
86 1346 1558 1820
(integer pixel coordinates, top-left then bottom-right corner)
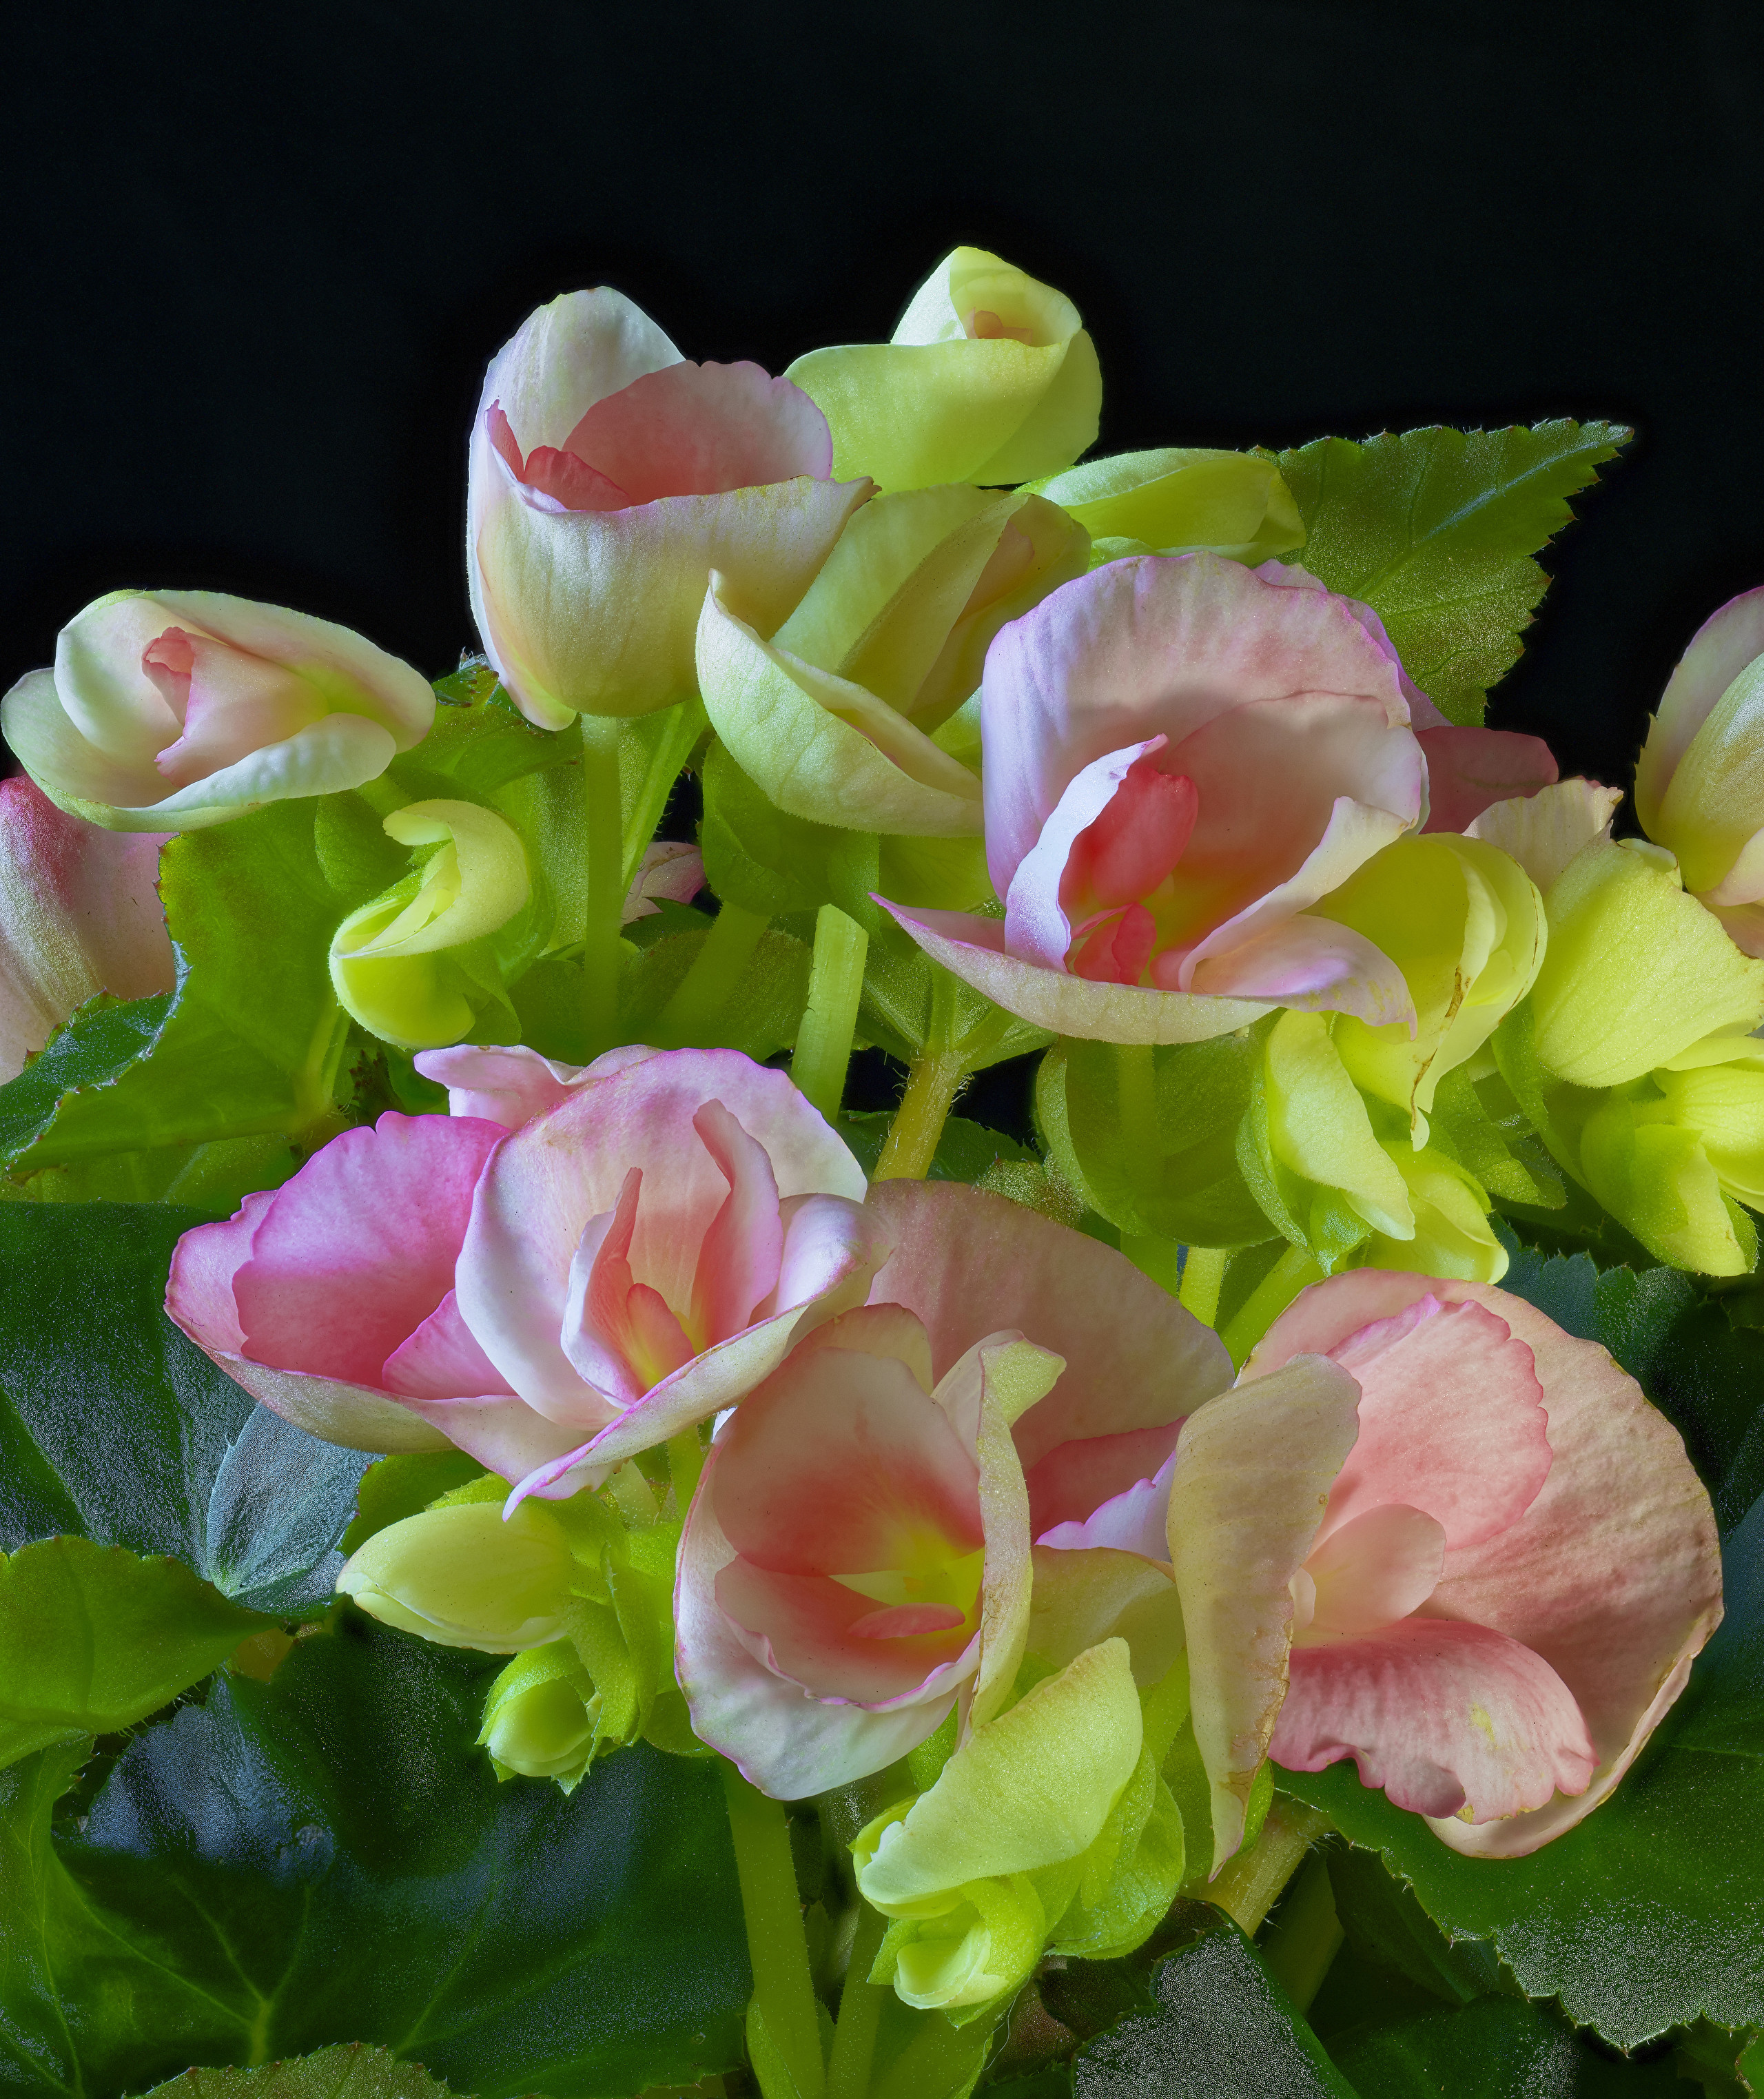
697 484 1087 837
0 775 174 1083
1635 584 1764 953
1156 1272 1721 1863
851 1639 1152 2013
1 591 435 830
675 1302 1062 1796
478 1640 602 1790
1027 448 1306 569
166 1047 885 1489
469 289 870 728
881 553 1431 1043
785 247 1101 491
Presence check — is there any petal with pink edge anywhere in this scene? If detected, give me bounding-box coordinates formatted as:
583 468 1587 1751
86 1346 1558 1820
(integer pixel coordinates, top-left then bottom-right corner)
877 898 1271 1043
1417 726 1559 835
382 1290 518 1402
413 1042 659 1128
1635 584 1764 836
197 1351 451 1454
1271 1617 1595 1822
1311 1294 1551 1550
1466 779 1623 895
231 1114 505 1389
1245 1269 1724 1856
1166 1354 1362 1874
562 360 834 502
1038 1444 1176 1560
1024 1423 1184 1540
860 1179 1231 1470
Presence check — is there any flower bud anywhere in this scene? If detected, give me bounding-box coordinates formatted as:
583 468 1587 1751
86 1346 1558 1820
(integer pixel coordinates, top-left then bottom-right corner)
1 590 434 831
335 1499 577 1652
328 799 532 1050
785 247 1101 491
698 484 1085 838
1635 586 1764 953
479 1640 602 1790
1027 447 1304 569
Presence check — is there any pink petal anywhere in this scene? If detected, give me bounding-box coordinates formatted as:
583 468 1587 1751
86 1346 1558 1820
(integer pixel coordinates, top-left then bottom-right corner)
148 626 330 792
382 1288 518 1400
1038 1443 1177 1559
398 1392 606 1482
455 1047 865 1421
979 553 1414 901
624 839 705 919
1176 908 1413 1024
413 1042 657 1128
1070 758 1200 909
1004 735 1165 969
715 1559 974 1702
1271 1617 1596 1822
562 1169 676 1400
711 1340 983 1577
862 1179 1232 1472
1023 1421 1184 1539
232 1114 504 1389
192 1350 452 1454
0 777 174 1081
690 1100 785 1346
518 442 631 513
1303 1504 1446 1638
1313 1295 1552 1550
1417 726 1559 835
1249 1269 1724 1856
563 360 833 502
166 1190 278 1358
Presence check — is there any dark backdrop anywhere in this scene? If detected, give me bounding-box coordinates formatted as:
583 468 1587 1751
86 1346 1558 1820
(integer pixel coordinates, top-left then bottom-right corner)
4 0 1761 792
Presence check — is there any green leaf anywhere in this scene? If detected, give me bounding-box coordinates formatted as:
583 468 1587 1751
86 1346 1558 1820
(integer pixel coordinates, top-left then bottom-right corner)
699 736 884 932
0 1536 268 1767
1274 422 1628 724
1497 1232 1764 1531
0 1613 748 2097
0 990 173 1167
1329 1994 1680 2098
1067 1920 1360 2096
140 2045 460 2098
8 803 356 1171
0 1202 369 1617
836 1110 1033 1185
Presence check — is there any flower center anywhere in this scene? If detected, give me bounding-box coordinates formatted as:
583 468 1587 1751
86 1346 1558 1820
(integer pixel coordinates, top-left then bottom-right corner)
1063 757 1203 985
832 1540 985 1641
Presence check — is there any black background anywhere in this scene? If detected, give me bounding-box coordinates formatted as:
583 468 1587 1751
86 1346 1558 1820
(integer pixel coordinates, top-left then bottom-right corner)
4 0 1761 795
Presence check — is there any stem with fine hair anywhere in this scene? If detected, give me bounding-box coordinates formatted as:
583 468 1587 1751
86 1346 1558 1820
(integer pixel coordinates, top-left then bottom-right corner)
578 710 627 1059
825 1900 889 2099
874 967 963 1181
793 904 870 1123
1209 1799 1332 1936
721 1761 826 2099
666 1428 705 1517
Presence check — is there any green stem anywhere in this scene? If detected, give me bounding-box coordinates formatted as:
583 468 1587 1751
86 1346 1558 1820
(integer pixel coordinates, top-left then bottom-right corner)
1178 1245 1229 1327
1258 1850 1344 2012
1209 1800 1331 1936
655 902 770 1046
825 1901 888 2099
874 970 963 1181
1218 1244 1324 1367
580 712 627 1059
666 1428 705 1517
721 1761 826 2099
793 905 870 1123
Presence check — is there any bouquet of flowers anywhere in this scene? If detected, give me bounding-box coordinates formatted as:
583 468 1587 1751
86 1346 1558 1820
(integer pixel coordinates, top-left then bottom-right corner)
1 246 1757 2099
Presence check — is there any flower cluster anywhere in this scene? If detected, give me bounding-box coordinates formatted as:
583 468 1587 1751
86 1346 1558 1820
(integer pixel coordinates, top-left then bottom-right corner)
0 243 1750 2090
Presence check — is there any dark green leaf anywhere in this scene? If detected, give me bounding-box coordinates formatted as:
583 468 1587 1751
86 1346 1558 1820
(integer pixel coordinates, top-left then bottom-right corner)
140 2045 460 2098
1275 422 1627 725
0 1203 368 1616
1331 1994 1679 2098
0 1536 268 1767
0 1613 748 2098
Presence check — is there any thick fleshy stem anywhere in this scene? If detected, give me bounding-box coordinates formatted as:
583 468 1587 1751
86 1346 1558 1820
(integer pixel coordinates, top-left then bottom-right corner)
579 711 627 1060
1178 1245 1229 1327
825 1899 889 2099
1209 1799 1332 1936
794 905 870 1124
655 903 770 1045
1258 1850 1344 2011
875 968 964 1180
666 1427 705 1517
721 1761 827 2099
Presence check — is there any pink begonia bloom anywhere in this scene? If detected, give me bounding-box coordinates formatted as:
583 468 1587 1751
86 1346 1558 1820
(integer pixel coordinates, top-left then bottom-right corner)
1145 1271 1721 1864
1 591 435 831
469 289 872 728
624 839 705 919
166 1048 885 1493
880 554 1559 1045
861 1180 1233 1540
1634 585 1764 954
0 777 174 1082
675 1302 1062 1797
